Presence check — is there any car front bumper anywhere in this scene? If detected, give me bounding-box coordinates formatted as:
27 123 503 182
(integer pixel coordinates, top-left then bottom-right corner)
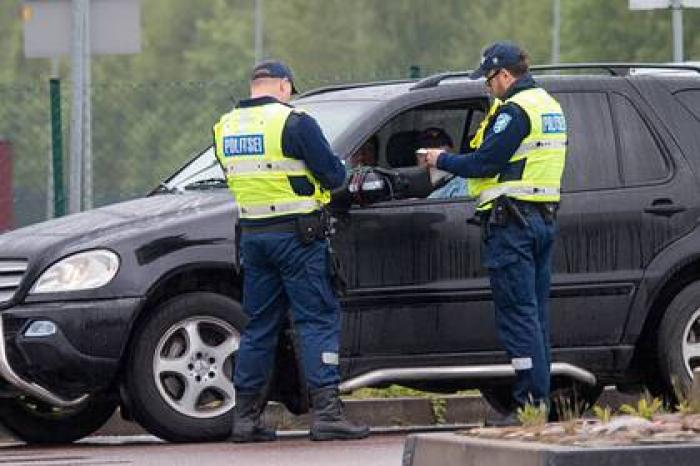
0 297 143 406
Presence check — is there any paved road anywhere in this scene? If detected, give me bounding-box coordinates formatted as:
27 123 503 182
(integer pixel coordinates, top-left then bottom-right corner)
0 433 406 466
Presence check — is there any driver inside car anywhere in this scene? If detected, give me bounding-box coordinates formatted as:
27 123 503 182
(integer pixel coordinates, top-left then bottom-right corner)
415 127 468 199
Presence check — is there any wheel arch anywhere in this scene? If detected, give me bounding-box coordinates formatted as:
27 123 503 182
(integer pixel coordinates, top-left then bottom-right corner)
630 255 700 385
125 262 242 355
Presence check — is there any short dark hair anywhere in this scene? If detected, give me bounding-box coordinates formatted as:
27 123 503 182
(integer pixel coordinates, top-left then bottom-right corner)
504 50 530 78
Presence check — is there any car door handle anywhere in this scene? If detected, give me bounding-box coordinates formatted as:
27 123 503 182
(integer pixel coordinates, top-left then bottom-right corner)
644 199 686 217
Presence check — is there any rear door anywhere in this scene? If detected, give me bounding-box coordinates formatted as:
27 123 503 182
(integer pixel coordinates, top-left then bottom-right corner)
543 77 699 351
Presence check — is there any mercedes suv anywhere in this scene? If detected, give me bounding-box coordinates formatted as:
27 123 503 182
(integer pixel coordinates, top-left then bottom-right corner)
1 64 700 443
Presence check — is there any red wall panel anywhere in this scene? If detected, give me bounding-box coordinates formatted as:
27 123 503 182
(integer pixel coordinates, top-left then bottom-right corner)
0 140 14 231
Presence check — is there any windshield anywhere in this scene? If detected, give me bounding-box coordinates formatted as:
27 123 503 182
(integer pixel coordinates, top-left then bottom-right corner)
159 99 378 192
296 100 377 143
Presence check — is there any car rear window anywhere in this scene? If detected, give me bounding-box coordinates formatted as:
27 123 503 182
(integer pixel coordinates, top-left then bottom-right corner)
556 92 620 191
610 93 669 185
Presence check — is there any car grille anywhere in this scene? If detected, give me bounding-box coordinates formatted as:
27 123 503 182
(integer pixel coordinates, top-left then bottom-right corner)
0 260 28 305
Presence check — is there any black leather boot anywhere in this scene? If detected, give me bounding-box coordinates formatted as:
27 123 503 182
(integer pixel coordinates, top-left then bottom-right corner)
231 392 277 443
310 386 370 441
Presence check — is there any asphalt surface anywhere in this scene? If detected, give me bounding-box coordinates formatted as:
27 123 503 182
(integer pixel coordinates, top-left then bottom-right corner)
0 433 406 466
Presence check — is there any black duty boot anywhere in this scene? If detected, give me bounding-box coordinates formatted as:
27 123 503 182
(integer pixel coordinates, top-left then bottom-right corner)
310 386 370 441
231 393 277 443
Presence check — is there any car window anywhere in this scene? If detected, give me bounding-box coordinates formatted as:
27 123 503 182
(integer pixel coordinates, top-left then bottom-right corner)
375 104 472 169
296 100 380 144
610 94 668 185
555 92 620 192
160 100 376 192
675 89 700 121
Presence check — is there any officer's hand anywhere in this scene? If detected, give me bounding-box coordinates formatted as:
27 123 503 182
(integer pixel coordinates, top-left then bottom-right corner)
417 148 444 168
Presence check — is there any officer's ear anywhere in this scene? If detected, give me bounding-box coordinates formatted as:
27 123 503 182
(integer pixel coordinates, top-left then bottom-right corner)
279 79 292 101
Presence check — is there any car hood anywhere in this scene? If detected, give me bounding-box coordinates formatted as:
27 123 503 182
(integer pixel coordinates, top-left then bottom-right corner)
0 191 236 261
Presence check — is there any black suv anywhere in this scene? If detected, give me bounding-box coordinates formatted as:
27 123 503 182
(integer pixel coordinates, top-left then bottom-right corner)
1 64 700 443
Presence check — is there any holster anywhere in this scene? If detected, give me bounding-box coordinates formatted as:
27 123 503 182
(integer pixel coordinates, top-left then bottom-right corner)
296 214 326 245
490 195 529 229
327 242 347 297
536 202 558 224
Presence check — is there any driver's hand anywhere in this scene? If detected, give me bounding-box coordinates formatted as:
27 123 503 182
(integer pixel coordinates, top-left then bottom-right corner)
417 148 444 168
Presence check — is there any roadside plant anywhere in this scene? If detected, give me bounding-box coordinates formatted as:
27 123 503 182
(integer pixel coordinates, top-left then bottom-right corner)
552 393 580 434
592 405 613 424
672 375 700 415
429 396 447 424
619 396 663 420
517 402 548 428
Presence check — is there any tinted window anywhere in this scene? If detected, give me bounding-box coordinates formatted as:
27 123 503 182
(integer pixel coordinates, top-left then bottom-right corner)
675 89 700 121
296 100 380 144
610 94 668 185
555 92 620 191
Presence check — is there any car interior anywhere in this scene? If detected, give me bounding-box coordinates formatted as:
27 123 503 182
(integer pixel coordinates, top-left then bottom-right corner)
347 100 488 202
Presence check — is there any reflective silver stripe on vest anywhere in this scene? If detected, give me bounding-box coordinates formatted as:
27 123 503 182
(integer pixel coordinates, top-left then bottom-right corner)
239 199 320 218
513 139 567 156
478 185 561 206
226 159 308 176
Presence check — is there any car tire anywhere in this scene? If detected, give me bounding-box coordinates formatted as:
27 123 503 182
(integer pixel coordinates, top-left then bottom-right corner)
657 281 700 400
125 292 248 442
0 393 117 444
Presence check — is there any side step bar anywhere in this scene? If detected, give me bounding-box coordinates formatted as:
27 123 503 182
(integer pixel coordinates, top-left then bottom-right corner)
339 363 597 393
0 316 88 408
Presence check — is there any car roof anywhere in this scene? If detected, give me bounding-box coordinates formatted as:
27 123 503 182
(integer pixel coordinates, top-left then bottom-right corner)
295 63 700 103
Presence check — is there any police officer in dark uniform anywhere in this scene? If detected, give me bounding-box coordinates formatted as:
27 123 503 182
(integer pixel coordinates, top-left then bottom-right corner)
422 42 567 425
213 60 370 442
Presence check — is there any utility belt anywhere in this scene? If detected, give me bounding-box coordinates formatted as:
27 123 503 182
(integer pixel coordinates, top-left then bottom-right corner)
240 211 329 244
476 196 558 230
239 210 347 296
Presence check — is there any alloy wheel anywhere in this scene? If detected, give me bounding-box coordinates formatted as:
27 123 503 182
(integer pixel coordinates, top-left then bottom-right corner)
153 316 239 419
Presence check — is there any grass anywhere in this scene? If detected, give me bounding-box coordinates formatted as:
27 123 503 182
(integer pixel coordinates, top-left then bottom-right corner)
346 384 479 425
347 385 479 399
516 402 548 428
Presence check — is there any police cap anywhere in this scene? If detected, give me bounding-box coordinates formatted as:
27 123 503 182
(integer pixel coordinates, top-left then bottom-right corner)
469 41 524 79
251 59 298 94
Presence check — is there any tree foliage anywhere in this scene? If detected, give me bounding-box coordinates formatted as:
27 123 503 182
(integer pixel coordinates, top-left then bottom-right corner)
0 0 699 226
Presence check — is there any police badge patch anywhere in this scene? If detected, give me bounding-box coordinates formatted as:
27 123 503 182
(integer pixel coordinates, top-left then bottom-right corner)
493 113 512 134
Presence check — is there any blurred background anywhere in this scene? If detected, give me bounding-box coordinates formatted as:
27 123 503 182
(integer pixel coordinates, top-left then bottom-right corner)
1 0 700 228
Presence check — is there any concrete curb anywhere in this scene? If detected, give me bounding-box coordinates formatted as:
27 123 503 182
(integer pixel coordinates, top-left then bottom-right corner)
93 389 639 437
0 390 640 441
402 432 700 466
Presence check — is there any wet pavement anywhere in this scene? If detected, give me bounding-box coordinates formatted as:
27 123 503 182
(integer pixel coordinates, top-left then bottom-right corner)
0 433 405 466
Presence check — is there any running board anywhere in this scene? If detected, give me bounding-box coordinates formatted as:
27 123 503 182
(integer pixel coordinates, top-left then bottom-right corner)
338 363 597 393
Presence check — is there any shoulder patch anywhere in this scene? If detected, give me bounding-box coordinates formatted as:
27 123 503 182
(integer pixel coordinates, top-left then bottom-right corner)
493 113 512 134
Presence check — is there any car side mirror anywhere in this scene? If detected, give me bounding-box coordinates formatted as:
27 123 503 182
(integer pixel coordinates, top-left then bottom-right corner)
347 168 390 206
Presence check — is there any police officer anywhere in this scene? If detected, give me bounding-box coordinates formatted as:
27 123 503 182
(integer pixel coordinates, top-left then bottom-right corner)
213 60 369 442
422 42 567 425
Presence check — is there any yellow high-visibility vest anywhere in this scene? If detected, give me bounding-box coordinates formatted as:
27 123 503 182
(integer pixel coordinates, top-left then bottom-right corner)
467 88 567 210
213 102 330 219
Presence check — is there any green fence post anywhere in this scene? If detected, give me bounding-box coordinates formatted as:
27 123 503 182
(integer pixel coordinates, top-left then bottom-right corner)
49 78 65 217
409 65 422 79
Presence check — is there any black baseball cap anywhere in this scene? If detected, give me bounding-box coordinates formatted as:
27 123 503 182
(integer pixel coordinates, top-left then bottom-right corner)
469 41 524 79
251 59 298 94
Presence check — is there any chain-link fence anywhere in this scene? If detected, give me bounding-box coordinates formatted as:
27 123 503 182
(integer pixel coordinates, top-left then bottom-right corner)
2 74 405 229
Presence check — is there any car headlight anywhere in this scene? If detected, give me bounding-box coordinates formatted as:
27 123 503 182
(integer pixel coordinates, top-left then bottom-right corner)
31 250 120 294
